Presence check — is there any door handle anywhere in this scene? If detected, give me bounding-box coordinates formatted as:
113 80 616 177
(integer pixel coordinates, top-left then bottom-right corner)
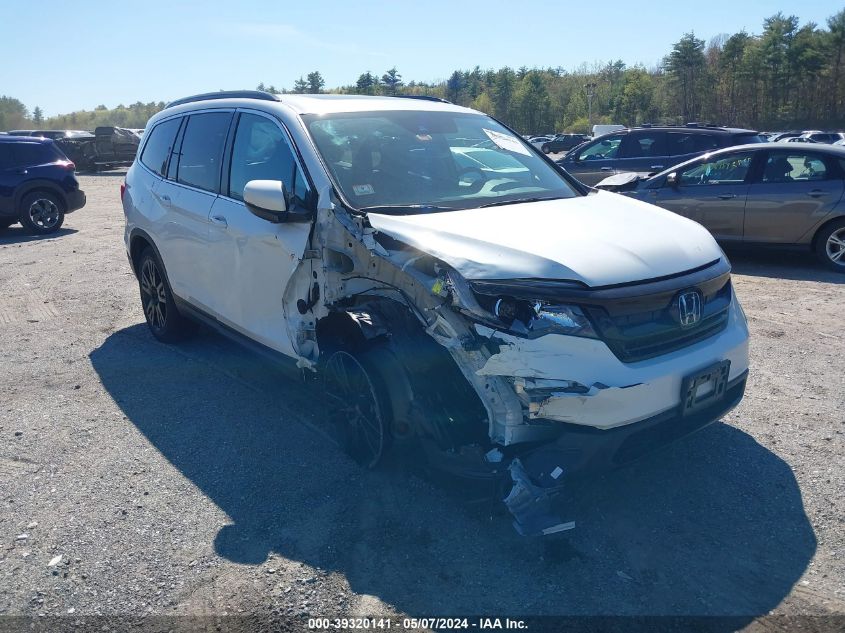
160 194 171 203
716 193 736 200
650 165 664 170
210 215 228 228
807 190 828 198
600 166 613 171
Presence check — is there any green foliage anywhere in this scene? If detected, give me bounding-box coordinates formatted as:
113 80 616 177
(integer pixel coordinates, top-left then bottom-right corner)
306 71 325 94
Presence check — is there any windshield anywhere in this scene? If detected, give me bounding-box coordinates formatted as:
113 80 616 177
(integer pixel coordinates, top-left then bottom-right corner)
303 111 577 213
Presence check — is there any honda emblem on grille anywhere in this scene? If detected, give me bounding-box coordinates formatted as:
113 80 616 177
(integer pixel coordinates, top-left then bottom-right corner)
677 291 702 327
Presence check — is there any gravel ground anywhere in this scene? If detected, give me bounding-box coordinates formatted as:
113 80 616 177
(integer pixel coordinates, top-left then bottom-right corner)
0 172 843 630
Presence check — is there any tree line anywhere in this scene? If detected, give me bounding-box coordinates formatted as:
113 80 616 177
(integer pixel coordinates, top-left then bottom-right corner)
3 9 843 135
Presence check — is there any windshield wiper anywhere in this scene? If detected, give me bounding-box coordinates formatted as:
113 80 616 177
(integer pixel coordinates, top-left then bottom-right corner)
478 196 565 208
358 204 456 215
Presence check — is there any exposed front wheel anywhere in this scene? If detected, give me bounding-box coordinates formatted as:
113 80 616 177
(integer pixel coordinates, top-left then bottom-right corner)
322 348 392 468
19 192 64 234
815 219 845 272
137 248 197 342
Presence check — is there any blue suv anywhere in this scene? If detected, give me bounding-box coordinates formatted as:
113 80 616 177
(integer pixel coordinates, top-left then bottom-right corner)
0 136 86 234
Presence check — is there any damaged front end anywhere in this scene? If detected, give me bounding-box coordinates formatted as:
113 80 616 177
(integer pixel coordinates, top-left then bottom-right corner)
306 195 746 537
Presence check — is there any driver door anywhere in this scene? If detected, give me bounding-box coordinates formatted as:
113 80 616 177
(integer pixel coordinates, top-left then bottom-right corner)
561 134 624 186
206 110 312 358
650 150 757 241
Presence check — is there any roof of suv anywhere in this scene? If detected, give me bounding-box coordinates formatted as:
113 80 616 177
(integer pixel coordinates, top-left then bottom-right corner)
0 135 53 143
614 125 758 136
163 91 472 116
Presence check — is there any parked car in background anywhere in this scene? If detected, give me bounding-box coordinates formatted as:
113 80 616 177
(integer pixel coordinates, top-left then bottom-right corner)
795 131 844 144
595 143 845 271
0 136 86 233
786 136 820 143
770 131 804 142
528 135 552 150
30 130 95 140
558 125 765 186
540 133 590 154
122 91 749 535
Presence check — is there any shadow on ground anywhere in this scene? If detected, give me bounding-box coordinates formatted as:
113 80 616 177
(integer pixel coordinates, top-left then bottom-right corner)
90 324 816 620
726 246 844 284
0 226 78 244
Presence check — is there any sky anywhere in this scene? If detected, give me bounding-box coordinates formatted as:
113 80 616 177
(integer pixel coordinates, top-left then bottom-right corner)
0 0 839 117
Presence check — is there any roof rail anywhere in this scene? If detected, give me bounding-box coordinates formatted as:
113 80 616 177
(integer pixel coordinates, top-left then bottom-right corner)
165 90 281 109
389 94 452 104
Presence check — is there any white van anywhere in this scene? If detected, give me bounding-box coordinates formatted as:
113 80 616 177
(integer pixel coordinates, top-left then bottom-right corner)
122 92 749 535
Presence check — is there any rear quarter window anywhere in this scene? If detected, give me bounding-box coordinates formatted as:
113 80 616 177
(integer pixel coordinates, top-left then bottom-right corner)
12 142 62 167
140 118 182 177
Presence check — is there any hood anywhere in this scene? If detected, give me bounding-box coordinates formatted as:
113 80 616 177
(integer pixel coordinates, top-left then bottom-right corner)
367 191 723 287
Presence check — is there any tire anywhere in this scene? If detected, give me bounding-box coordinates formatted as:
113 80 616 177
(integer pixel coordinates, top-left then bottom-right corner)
137 247 197 342
0 218 16 230
19 191 64 234
542 144 551 154
322 346 393 468
814 219 845 272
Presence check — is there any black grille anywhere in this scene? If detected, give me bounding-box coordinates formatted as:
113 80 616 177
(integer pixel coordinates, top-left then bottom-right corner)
584 278 732 363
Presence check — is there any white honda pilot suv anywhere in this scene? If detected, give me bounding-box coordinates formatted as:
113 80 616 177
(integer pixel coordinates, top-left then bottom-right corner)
122 91 749 535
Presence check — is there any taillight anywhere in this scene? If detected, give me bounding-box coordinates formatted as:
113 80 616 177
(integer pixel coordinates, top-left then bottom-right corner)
120 183 126 202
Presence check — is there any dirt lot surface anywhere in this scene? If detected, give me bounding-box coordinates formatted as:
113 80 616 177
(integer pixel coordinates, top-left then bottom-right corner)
1 171 843 630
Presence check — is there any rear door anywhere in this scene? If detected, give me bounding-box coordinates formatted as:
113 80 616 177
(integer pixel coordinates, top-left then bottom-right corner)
615 131 669 175
649 150 757 241
0 144 20 215
743 150 845 244
206 110 312 357
155 110 233 312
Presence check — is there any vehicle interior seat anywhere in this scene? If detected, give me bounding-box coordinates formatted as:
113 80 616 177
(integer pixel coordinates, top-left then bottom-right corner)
763 157 793 183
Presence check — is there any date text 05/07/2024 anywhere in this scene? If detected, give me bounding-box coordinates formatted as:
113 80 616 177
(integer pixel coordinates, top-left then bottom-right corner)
308 617 529 630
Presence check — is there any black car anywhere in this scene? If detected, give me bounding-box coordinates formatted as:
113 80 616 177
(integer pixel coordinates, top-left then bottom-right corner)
0 136 86 234
540 133 590 154
557 125 765 186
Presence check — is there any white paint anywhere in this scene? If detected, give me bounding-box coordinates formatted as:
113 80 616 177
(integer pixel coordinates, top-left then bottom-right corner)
475 299 749 430
368 192 722 286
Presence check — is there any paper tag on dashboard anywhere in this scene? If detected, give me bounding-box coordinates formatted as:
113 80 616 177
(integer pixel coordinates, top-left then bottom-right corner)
483 128 531 156
353 184 375 195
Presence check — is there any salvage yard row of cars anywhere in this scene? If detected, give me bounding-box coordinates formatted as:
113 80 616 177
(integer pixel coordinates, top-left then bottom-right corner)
2 93 844 535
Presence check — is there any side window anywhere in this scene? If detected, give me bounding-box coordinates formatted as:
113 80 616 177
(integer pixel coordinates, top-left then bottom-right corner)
668 133 695 156
228 113 299 202
678 152 754 186
619 132 666 158
762 153 829 183
176 112 232 193
576 135 623 160
12 143 57 167
140 118 181 177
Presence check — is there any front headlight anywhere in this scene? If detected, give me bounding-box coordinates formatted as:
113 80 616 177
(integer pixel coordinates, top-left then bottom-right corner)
493 298 597 339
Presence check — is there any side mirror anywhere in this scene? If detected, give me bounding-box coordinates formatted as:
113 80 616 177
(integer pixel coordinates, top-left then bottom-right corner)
666 172 679 188
244 180 288 223
244 179 314 223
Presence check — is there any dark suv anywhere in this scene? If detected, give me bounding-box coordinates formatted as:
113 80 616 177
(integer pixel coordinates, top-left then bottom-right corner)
557 125 764 186
0 136 86 234
541 134 590 154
